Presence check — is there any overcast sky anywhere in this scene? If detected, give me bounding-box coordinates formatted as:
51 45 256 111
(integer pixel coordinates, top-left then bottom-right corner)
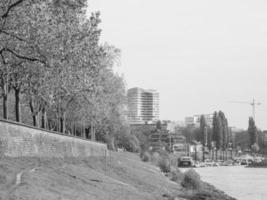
88 0 267 130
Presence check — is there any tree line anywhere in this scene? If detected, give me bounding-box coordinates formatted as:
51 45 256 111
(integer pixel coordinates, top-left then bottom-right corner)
183 111 264 157
0 0 127 146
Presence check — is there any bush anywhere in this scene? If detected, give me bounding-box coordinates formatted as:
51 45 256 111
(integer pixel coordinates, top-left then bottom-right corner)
181 169 202 190
140 151 151 162
170 168 184 182
124 134 140 152
151 152 161 164
157 156 171 173
115 133 140 153
104 135 116 151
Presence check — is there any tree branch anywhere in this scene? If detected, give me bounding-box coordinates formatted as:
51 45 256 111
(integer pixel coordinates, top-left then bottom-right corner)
1 0 24 19
0 30 25 41
0 47 46 64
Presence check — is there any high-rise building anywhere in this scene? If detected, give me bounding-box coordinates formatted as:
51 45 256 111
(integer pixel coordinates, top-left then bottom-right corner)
127 87 159 124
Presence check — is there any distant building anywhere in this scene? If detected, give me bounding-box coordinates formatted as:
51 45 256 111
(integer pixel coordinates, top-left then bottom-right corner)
263 130 267 144
185 114 214 127
149 129 187 152
166 121 185 133
127 87 159 124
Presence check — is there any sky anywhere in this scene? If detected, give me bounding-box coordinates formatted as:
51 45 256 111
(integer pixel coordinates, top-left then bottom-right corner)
87 0 267 130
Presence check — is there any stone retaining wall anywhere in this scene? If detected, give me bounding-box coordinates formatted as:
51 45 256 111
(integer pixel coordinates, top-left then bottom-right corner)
0 119 108 157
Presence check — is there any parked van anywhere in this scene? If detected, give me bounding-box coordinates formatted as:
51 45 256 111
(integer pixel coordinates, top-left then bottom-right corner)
178 156 195 167
240 158 252 165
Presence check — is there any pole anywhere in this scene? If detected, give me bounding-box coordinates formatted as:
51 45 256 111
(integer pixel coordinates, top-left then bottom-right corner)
202 145 205 162
104 149 107 175
194 145 197 162
252 98 255 120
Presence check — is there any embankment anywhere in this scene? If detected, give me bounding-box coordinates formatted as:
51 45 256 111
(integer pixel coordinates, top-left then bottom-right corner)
0 119 107 157
0 151 236 200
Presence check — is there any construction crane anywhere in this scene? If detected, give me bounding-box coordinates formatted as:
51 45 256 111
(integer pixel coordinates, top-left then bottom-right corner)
229 98 261 120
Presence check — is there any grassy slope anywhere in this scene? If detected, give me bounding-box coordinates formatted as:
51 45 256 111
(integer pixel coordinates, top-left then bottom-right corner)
0 152 182 200
0 152 235 200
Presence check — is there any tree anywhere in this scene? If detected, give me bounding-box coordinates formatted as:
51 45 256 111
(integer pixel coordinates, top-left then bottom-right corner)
251 143 259 153
0 0 128 150
181 125 201 144
200 115 207 161
156 120 162 130
211 111 230 160
248 117 258 149
212 112 222 149
200 115 207 146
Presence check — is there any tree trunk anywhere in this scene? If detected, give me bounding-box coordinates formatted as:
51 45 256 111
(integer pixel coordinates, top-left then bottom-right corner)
63 112 66 133
29 100 37 126
73 123 76 136
70 122 73 135
82 122 84 138
202 146 205 161
3 94 8 119
60 117 63 133
56 111 60 132
14 88 20 122
37 111 41 128
59 112 66 133
41 107 46 129
91 122 95 141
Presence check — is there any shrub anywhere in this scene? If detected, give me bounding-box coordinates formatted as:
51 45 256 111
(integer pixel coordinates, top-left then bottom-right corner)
0 174 7 184
124 134 140 152
170 168 184 182
157 156 171 173
151 152 161 164
141 151 151 162
181 169 202 190
104 135 116 151
115 133 140 153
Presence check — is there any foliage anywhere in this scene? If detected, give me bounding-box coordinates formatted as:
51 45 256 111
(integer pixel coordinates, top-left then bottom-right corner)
130 124 154 151
140 151 151 162
181 169 202 190
181 126 201 143
170 168 184 182
115 131 140 153
234 131 249 150
156 120 162 130
248 117 258 148
199 115 207 146
157 155 170 173
0 0 128 147
251 143 259 153
212 111 229 151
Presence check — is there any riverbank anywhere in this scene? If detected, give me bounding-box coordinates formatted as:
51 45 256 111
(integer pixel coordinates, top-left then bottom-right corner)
0 152 235 200
247 159 267 168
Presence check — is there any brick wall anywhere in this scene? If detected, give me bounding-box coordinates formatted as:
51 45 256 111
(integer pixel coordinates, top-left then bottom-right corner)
0 119 108 157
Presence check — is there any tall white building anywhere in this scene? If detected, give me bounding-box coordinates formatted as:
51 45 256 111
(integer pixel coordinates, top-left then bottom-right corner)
127 87 159 124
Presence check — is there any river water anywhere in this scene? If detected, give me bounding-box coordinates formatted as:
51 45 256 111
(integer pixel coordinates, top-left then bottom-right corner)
194 166 267 200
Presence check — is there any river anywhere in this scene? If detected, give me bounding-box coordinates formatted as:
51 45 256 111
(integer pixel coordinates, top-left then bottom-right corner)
194 166 267 200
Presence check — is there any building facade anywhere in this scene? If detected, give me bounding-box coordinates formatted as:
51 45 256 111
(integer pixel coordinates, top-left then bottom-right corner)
185 114 214 127
127 87 159 124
